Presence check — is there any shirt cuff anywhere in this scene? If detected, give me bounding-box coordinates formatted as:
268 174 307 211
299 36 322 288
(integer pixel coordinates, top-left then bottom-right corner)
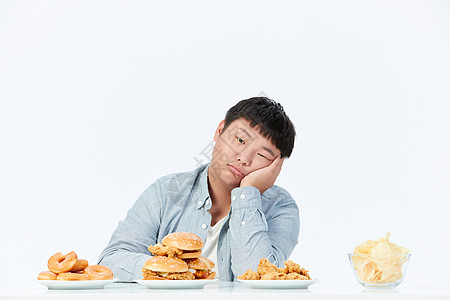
230 186 262 211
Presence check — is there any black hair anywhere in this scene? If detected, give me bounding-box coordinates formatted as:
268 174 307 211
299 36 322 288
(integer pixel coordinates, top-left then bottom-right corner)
222 97 296 158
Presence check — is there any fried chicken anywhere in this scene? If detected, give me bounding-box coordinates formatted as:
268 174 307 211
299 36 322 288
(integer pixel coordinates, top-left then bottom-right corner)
148 243 183 258
238 269 261 280
239 258 312 281
285 273 310 280
142 268 195 280
166 271 195 280
142 269 160 279
257 258 278 275
260 272 286 280
284 260 311 279
193 270 216 280
206 272 216 280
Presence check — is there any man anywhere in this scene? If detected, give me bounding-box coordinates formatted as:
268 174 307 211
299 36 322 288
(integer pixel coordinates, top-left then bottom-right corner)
98 97 299 281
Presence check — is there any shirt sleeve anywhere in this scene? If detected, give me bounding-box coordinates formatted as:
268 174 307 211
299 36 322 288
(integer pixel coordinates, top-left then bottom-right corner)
97 181 163 281
228 186 300 279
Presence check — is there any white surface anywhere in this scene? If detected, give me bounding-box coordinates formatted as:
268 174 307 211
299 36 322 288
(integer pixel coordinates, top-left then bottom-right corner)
1 0 450 289
36 280 115 290
0 282 449 300
136 279 218 289
237 279 319 289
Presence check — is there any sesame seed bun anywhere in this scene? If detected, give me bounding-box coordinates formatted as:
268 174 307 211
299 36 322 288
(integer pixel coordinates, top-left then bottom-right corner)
143 256 188 273
162 232 203 251
186 257 215 270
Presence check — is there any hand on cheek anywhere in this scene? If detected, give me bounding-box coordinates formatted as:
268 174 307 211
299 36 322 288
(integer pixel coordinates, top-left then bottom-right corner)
240 155 284 194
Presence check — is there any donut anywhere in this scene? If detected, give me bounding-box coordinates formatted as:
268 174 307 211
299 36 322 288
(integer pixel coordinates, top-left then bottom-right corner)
57 272 89 281
83 265 113 280
37 271 57 280
47 252 78 274
70 259 89 272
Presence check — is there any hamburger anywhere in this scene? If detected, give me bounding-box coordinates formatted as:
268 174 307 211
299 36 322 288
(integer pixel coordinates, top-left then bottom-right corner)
148 232 203 259
186 257 216 279
142 256 195 280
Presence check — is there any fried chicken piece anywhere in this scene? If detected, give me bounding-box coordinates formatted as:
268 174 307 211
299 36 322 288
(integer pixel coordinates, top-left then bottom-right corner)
206 272 216 280
284 260 311 279
166 271 195 280
142 268 194 280
148 243 183 258
194 270 216 280
260 272 286 280
142 269 159 279
238 269 261 280
257 258 278 275
285 273 310 280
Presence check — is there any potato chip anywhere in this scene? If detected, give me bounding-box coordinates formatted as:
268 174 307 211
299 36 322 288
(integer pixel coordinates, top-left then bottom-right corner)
352 255 370 271
370 242 393 266
354 240 376 254
379 265 402 283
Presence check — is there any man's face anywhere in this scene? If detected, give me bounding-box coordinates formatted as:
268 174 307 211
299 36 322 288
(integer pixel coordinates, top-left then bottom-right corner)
209 119 281 188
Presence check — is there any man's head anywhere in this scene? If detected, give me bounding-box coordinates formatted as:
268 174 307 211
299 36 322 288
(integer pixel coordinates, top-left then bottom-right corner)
222 97 295 158
209 97 295 189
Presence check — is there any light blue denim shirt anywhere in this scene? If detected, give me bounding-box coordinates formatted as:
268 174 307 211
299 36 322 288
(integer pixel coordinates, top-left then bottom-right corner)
98 163 300 281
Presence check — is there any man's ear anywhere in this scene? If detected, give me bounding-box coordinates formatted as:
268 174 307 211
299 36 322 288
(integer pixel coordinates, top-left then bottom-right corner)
214 120 226 142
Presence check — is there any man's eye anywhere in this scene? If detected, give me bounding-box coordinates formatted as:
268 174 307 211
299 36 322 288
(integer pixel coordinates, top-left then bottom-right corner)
237 137 245 144
257 153 268 159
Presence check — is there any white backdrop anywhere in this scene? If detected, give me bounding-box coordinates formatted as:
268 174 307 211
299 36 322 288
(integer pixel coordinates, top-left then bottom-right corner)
1 0 449 288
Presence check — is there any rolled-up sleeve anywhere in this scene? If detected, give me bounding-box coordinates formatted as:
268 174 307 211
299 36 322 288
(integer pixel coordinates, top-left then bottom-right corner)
98 181 163 281
228 186 299 279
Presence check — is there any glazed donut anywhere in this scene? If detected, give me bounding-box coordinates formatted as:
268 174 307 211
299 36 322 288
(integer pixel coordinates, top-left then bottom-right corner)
37 271 57 280
83 265 113 280
57 272 89 281
47 251 78 274
70 259 89 272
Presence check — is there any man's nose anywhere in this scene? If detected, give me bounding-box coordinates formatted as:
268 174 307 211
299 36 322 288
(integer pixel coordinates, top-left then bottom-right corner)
236 147 253 166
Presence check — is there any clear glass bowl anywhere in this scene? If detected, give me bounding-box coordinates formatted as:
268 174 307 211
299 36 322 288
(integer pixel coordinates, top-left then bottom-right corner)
348 253 411 288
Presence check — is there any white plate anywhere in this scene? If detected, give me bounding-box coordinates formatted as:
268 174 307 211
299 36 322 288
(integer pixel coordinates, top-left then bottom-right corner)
136 279 218 289
237 279 319 289
37 279 115 290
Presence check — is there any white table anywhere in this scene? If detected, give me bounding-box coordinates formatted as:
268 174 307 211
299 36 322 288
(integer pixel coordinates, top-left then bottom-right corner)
1 282 449 300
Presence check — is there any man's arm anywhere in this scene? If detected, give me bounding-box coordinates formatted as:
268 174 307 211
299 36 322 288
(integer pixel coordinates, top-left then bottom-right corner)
228 185 300 279
97 182 162 281
228 156 298 278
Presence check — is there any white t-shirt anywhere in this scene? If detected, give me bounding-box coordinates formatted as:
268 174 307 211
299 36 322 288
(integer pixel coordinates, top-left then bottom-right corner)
202 217 227 279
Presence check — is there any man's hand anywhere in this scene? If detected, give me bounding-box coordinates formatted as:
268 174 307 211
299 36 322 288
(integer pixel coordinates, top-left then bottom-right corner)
240 155 284 194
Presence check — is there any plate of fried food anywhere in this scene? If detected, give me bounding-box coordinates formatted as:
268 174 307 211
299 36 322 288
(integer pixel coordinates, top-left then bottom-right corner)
237 258 319 289
37 251 115 290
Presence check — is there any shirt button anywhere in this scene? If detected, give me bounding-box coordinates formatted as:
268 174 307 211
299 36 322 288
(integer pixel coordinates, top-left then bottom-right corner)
231 195 236 201
241 221 246 226
206 199 210 205
240 194 246 199
202 224 207 229
198 201 202 205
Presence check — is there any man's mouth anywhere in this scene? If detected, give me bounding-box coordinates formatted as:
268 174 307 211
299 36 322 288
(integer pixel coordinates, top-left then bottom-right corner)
228 164 244 176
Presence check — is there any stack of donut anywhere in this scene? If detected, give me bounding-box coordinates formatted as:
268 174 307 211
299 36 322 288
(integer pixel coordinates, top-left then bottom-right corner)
37 251 113 281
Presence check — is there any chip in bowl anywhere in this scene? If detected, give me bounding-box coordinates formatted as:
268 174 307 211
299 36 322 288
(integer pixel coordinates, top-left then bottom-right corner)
349 232 411 288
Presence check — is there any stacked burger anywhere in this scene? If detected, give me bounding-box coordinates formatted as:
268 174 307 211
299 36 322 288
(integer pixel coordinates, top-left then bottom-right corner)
142 232 215 280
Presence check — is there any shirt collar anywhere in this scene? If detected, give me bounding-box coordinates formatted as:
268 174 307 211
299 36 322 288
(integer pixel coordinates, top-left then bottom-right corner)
195 163 211 210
